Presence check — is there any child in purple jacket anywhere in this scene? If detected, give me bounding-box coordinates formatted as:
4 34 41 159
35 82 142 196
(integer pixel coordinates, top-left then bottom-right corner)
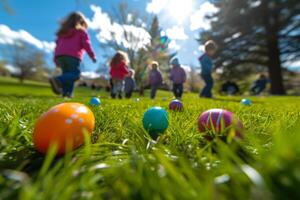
50 12 97 98
149 61 163 99
170 58 186 99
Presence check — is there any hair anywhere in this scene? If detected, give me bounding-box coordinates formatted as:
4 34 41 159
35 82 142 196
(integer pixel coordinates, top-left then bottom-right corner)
110 51 129 67
204 40 217 52
259 73 267 79
129 69 135 76
150 61 159 70
56 12 88 37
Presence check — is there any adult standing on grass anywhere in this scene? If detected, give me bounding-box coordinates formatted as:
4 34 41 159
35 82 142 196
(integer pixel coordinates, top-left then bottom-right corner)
50 12 97 98
149 61 163 99
199 40 217 98
169 58 186 100
109 51 130 99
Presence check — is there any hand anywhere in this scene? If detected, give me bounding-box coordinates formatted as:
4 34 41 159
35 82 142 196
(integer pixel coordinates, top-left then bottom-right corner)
92 58 97 63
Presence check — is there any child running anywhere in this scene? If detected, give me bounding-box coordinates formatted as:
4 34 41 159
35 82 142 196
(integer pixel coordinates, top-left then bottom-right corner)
199 40 217 98
124 69 136 99
50 12 96 98
109 51 129 99
148 61 163 99
170 58 186 99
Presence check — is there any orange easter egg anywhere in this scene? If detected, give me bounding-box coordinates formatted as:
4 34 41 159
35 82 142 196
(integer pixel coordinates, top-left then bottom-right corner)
33 103 95 154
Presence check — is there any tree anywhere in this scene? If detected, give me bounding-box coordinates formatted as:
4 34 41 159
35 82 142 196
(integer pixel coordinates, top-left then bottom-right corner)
98 3 174 92
6 41 48 82
0 60 10 76
137 15 175 94
199 0 300 94
0 0 13 13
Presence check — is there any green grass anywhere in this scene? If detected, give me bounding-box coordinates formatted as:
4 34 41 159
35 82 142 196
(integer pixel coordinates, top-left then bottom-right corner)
0 77 300 199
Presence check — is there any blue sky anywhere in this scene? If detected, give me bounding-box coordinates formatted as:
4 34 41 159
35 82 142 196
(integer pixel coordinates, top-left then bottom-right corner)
0 0 218 71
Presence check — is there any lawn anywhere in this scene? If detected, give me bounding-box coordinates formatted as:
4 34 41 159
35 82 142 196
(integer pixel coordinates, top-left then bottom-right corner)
0 77 300 199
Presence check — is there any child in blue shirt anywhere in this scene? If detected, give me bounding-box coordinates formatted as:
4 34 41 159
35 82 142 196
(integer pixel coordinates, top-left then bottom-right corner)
199 40 217 98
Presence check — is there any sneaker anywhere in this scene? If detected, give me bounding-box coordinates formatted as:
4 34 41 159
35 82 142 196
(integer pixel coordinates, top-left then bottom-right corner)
49 78 62 95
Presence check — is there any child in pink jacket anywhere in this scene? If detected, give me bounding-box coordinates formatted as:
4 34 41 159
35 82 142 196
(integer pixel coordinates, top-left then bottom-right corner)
50 12 96 98
109 51 129 99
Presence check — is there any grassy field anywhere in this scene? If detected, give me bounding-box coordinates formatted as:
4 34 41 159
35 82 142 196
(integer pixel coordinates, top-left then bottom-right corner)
0 77 300 199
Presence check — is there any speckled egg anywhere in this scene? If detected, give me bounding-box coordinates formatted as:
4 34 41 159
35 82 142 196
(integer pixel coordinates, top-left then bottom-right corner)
33 103 95 154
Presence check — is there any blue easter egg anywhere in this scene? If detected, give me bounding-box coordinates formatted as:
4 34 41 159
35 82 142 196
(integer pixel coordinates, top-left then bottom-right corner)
241 98 252 106
142 107 169 139
89 97 101 106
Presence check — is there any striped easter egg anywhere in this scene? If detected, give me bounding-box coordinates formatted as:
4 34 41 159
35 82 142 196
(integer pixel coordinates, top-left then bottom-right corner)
169 100 184 111
198 109 243 140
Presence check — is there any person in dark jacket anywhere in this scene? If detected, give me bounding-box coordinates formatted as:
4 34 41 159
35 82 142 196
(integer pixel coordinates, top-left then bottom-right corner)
221 81 240 95
149 61 163 99
170 58 186 99
124 69 136 99
251 74 269 95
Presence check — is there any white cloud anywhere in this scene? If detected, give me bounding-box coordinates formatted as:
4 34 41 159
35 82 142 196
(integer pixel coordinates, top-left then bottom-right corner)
198 45 205 52
0 24 55 53
181 65 191 73
81 71 101 79
87 5 151 51
146 0 169 14
168 40 180 51
166 26 188 40
286 60 300 69
190 2 218 31
147 0 194 24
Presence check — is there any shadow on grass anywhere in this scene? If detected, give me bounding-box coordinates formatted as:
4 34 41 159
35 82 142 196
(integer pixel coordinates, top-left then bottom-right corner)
0 148 45 173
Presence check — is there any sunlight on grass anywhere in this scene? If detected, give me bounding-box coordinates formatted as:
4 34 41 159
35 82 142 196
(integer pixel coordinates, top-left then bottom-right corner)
0 79 300 199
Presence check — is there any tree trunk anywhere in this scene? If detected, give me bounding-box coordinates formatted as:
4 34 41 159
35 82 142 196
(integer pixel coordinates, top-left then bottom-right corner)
264 5 286 95
266 36 286 95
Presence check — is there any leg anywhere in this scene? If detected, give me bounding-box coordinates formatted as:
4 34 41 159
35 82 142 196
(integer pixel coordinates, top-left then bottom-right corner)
207 77 214 98
173 84 178 98
49 77 62 95
112 80 124 99
125 91 133 99
55 56 80 97
150 85 157 99
57 71 80 97
178 84 183 98
111 80 118 98
201 74 213 98
117 80 124 99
